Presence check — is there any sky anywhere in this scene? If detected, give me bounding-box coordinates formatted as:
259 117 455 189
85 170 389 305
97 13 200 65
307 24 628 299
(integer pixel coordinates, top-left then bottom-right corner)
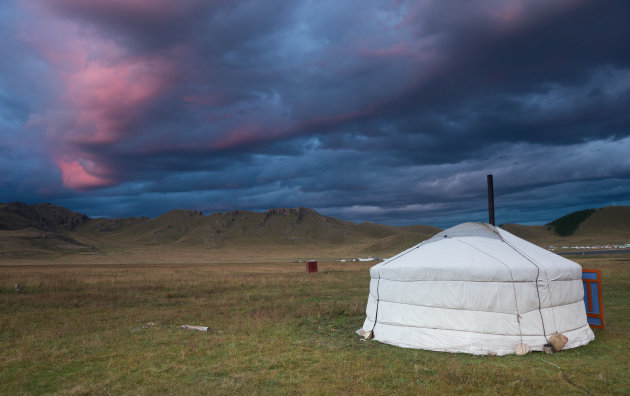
1 0 629 228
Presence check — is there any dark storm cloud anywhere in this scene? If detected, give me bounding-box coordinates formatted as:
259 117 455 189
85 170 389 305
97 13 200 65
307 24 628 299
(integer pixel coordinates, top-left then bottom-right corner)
1 0 630 226
313 0 630 154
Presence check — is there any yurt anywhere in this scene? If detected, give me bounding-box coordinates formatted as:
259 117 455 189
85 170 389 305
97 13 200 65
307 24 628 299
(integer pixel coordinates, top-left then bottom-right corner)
360 222 595 355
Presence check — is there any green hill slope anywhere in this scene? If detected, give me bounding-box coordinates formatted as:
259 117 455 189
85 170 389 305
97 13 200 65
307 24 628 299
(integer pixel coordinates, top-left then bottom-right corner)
546 209 596 236
503 206 630 244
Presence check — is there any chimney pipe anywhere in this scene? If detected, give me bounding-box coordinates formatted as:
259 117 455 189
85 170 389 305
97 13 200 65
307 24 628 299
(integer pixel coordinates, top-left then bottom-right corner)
487 174 495 226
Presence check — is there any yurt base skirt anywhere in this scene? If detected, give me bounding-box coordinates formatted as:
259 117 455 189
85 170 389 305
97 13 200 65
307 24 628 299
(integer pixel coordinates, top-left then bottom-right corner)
361 322 595 356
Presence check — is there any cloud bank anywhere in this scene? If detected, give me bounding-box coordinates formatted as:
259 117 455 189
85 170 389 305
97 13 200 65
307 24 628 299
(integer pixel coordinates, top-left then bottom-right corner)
1 0 629 227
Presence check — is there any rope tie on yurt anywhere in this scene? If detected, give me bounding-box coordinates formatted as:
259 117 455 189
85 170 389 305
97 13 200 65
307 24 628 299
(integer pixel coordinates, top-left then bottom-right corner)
494 226 560 343
458 238 524 345
506 245 556 341
370 273 381 333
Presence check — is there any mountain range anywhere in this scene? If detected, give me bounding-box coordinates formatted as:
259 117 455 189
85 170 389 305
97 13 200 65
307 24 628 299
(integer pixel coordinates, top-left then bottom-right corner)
1 202 629 259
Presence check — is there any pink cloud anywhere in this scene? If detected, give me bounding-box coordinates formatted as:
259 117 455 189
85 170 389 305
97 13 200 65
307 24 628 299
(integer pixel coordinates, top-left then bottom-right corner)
19 1 180 190
207 104 380 152
64 58 175 144
57 158 114 190
210 125 264 150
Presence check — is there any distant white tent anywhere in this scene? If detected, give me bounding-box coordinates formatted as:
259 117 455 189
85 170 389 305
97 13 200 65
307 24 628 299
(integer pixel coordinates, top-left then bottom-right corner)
361 222 595 355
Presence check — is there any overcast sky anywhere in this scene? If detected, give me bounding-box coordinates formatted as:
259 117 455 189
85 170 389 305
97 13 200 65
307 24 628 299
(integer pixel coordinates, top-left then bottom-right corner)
1 0 629 227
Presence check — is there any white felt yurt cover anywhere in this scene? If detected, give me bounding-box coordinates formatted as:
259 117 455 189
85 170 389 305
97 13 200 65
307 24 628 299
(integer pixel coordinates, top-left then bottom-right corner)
361 222 594 355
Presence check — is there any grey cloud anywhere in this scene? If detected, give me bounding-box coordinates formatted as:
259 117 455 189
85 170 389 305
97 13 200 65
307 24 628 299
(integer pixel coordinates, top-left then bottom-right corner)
2 0 630 227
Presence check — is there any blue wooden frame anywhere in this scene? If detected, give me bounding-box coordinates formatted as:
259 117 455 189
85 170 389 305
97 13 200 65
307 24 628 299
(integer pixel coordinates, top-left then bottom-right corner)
582 269 605 329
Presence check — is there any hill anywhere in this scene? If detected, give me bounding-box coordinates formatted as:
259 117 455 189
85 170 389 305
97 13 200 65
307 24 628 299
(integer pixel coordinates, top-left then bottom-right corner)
502 206 630 244
546 209 597 236
570 206 630 241
498 223 553 242
76 207 441 255
0 203 440 258
2 202 629 259
0 202 88 231
0 202 91 256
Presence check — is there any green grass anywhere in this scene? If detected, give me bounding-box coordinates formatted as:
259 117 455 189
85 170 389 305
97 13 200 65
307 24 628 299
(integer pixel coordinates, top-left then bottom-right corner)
1 256 629 395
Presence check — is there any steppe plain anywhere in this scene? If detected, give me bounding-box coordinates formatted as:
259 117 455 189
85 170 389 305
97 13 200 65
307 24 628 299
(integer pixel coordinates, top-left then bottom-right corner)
1 204 630 394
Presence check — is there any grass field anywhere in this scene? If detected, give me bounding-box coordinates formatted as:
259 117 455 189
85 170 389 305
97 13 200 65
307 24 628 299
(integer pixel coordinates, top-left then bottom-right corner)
1 253 629 395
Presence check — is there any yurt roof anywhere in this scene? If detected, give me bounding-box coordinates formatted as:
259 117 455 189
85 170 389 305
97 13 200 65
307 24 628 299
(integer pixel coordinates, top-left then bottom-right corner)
370 222 581 282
